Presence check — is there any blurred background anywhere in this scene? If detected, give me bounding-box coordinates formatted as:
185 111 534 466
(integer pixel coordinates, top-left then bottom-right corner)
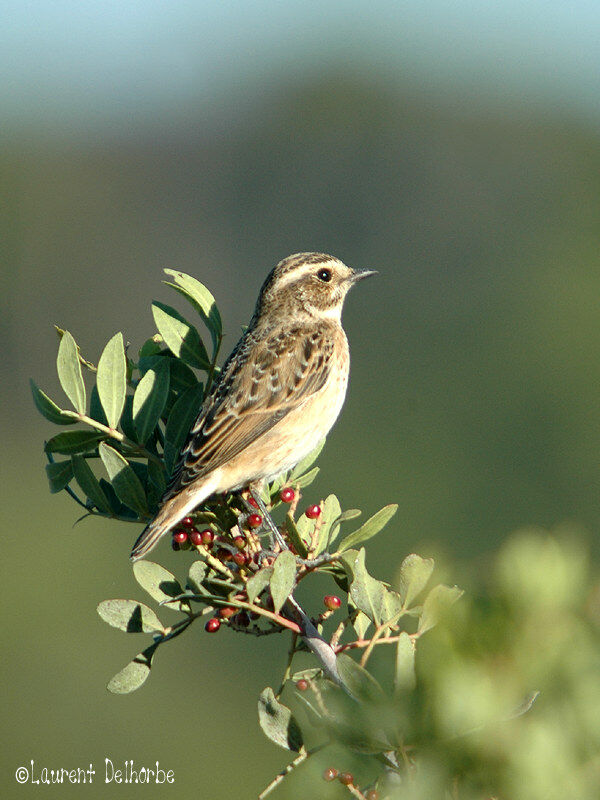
2 1 600 797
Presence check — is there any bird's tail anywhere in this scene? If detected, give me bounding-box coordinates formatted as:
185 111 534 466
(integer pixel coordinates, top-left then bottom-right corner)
130 515 175 561
130 477 218 561
130 493 194 561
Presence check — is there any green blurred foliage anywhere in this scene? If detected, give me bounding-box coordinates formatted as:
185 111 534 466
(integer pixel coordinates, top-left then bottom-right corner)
274 530 600 799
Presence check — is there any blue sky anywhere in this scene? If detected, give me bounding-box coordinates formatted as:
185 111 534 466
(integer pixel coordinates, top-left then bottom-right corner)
2 1 600 130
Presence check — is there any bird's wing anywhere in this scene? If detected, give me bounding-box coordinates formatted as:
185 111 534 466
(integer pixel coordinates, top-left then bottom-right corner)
163 325 334 498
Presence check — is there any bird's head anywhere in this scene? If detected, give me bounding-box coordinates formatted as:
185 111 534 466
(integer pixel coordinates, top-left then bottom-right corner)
255 252 376 322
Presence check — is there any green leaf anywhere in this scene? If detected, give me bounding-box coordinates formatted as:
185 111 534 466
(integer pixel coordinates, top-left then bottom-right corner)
186 561 208 594
351 609 372 639
30 380 77 425
294 466 320 488
44 430 104 455
139 355 198 394
132 360 170 444
163 382 204 474
119 395 137 442
289 439 326 480
283 515 309 559
394 632 416 695
138 336 163 359
147 459 166 497
163 269 223 353
269 551 297 613
45 460 74 493
99 442 148 517
97 478 133 517
294 512 315 550
337 504 398 553
107 642 159 694
97 599 165 634
246 567 273 604
382 586 404 623
336 653 385 703
418 584 463 635
71 455 113 514
314 494 341 555
291 668 322 683
96 332 126 429
56 330 86 413
328 508 362 547
132 560 186 611
257 687 303 752
398 554 435 608
55 325 97 371
340 549 398 626
151 301 210 370
146 462 166 514
89 384 109 426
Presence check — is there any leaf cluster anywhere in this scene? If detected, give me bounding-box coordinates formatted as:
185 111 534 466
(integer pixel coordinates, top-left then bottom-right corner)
33 271 221 521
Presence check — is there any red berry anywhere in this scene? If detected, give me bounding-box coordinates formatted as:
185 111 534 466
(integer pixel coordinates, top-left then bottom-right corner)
247 495 259 508
338 772 354 786
305 504 321 519
216 547 231 561
366 791 379 800
324 595 342 611
172 541 180 551
205 618 221 633
247 513 263 529
201 529 214 546
233 535 246 550
218 606 237 619
323 768 338 782
233 552 247 567
181 516 194 527
296 679 309 691
172 530 188 544
280 487 295 503
189 529 203 546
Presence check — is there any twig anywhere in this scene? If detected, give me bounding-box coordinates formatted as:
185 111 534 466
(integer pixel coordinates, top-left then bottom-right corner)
258 746 324 800
360 610 409 667
276 633 298 698
335 633 415 654
61 410 163 465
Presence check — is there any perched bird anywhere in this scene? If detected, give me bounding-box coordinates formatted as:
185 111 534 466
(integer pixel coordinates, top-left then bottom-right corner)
130 252 376 561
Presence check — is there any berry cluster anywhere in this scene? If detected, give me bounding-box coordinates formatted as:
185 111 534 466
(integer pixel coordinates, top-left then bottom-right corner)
171 516 215 551
167 491 333 640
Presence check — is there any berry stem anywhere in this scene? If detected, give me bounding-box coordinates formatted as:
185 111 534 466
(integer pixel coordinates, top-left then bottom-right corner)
192 543 235 579
275 632 299 698
359 609 409 667
258 745 324 800
250 485 289 551
334 631 417 655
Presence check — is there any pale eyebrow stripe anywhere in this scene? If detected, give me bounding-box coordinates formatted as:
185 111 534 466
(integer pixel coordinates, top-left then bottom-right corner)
274 259 339 293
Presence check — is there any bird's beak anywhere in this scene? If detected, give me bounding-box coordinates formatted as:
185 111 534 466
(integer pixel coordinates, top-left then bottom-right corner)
349 268 378 283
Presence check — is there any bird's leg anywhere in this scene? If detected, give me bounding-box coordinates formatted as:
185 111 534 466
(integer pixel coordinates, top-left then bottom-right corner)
249 482 289 552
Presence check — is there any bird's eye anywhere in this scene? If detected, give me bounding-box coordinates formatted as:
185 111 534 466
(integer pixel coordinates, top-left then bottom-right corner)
316 268 332 282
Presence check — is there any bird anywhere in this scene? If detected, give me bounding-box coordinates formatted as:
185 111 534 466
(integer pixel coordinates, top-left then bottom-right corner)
130 252 376 561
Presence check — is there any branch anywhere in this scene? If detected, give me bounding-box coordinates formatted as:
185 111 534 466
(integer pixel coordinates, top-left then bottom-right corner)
286 595 344 687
